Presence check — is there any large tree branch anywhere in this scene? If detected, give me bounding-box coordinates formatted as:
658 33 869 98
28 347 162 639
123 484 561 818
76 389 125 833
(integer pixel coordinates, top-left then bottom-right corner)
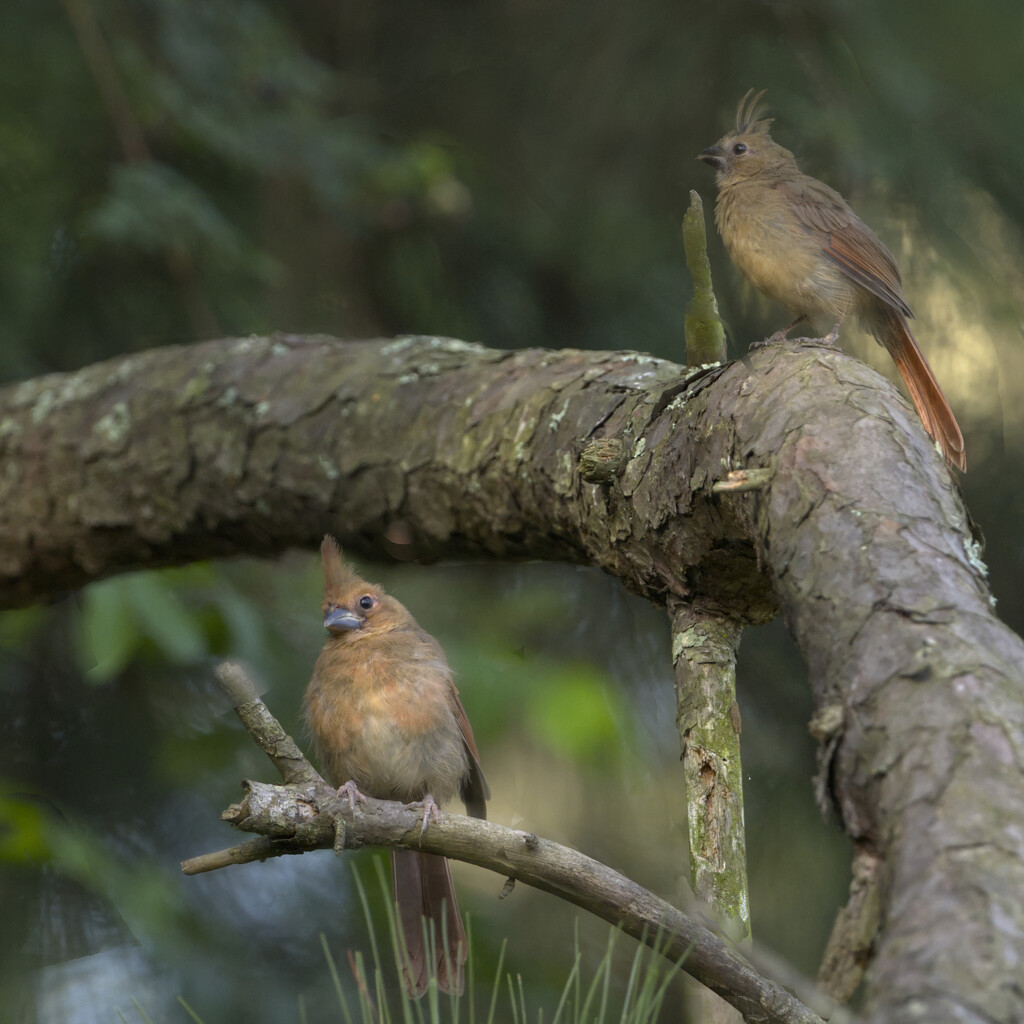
0 334 759 611
3 333 1023 1024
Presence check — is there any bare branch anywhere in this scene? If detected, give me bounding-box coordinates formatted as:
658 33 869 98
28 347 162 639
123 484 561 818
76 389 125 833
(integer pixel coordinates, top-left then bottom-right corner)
214 662 319 786
182 662 835 1024
185 778 829 1024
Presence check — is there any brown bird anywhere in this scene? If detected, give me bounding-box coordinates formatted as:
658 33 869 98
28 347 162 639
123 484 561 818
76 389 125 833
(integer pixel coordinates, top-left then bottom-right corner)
303 536 489 996
699 90 966 471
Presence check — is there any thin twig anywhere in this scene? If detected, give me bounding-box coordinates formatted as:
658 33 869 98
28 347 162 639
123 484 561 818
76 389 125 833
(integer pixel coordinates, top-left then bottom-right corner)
215 661 320 786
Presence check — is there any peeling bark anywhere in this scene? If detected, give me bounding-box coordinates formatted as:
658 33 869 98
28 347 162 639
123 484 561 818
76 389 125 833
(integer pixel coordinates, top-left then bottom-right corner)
2 333 1022 1024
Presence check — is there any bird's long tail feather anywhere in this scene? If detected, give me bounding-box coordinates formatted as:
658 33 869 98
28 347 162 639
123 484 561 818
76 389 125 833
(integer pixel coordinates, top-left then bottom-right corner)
874 309 966 471
392 850 467 997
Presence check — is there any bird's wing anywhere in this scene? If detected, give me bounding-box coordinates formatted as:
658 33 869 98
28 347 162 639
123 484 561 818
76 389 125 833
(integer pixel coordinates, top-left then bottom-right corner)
447 683 490 818
788 176 913 318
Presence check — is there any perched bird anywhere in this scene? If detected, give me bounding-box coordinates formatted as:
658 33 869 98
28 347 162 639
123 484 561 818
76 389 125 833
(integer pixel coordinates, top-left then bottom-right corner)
699 90 966 471
303 536 489 996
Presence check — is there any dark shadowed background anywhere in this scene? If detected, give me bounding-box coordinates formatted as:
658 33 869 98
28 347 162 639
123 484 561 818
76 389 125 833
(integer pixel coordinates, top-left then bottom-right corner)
2 1 1022 1020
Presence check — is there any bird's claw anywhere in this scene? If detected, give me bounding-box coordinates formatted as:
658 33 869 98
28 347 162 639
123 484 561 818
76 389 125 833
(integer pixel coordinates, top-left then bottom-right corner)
337 780 368 814
751 315 807 349
753 329 790 350
821 321 842 346
410 794 442 843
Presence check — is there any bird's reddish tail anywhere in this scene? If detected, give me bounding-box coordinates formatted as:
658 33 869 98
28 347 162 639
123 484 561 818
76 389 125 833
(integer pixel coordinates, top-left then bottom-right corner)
875 309 966 471
392 850 467 997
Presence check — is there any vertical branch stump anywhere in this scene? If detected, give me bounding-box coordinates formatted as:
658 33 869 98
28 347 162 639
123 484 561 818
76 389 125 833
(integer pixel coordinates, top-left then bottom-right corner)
671 600 748 1022
682 189 728 367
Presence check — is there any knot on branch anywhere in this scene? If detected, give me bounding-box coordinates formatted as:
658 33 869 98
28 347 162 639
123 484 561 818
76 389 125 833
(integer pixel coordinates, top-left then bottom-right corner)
223 779 335 840
578 438 626 482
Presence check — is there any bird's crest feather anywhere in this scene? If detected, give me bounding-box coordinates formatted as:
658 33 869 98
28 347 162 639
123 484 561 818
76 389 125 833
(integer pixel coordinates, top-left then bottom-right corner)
321 535 359 598
735 88 772 135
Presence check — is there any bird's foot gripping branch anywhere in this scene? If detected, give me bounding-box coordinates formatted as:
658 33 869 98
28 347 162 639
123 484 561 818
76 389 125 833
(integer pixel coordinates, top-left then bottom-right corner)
183 660 834 1024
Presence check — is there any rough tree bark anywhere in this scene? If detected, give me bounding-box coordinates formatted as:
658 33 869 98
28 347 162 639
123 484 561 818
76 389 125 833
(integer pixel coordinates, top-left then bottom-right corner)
1 333 1021 1024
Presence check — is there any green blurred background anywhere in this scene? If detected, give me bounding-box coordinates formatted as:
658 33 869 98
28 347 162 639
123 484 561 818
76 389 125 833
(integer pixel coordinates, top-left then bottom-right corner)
2 1 1022 1020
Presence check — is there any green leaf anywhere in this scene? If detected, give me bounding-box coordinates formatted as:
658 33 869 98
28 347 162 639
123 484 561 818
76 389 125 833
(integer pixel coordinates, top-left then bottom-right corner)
74 571 210 681
526 665 625 766
84 162 276 280
75 577 142 682
0 794 51 863
126 573 208 664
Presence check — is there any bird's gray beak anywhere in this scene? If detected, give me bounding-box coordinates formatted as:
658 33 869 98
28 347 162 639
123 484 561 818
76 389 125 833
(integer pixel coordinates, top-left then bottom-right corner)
324 608 362 633
698 145 726 171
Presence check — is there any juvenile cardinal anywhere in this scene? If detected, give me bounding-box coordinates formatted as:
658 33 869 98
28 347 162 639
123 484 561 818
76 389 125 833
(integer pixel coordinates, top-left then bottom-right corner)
699 90 966 471
303 536 489 996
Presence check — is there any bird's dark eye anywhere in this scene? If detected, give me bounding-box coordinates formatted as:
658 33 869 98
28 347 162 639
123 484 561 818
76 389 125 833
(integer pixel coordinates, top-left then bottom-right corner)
358 595 374 610
732 142 748 155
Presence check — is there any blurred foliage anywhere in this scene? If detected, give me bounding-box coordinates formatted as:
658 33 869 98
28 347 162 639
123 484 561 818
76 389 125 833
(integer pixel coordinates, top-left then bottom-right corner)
2 0 1023 1020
